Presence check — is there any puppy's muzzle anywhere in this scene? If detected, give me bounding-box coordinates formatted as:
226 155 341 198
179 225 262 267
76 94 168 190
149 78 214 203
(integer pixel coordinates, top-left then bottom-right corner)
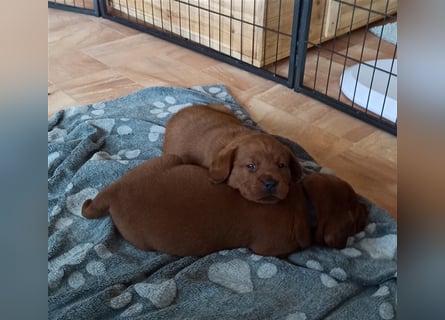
262 178 278 193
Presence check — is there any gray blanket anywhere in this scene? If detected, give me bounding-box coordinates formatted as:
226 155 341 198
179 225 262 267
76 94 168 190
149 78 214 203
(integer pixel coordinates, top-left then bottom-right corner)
48 85 397 319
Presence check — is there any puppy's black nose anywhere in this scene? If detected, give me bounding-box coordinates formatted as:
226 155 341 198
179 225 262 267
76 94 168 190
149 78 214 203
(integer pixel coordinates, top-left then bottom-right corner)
262 178 278 192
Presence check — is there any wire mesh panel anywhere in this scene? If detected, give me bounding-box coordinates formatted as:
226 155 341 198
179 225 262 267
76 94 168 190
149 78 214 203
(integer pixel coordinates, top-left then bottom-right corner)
48 0 100 16
295 0 397 134
51 0 397 134
100 0 297 84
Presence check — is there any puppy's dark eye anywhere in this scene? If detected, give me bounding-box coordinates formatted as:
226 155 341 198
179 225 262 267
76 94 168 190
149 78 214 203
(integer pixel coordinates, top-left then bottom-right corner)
246 163 256 170
278 163 286 168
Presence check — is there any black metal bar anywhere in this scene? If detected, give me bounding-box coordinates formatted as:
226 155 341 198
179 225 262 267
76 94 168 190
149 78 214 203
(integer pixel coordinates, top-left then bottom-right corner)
141 0 147 24
286 0 302 88
293 0 312 92
311 0 330 91
168 0 174 33
262 0 269 71
187 1 192 40
197 1 202 45
324 0 347 96
240 0 244 63
218 0 222 52
208 0 211 48
350 0 370 111
363 1 381 115
336 0 357 103
229 0 233 58
268 0 280 74
250 0 256 66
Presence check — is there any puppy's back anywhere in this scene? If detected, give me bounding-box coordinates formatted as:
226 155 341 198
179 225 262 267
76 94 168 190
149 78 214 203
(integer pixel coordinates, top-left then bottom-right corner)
163 105 249 165
82 155 312 256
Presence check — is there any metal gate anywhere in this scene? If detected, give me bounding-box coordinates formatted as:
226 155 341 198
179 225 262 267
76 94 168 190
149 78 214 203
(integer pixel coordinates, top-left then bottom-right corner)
294 0 397 135
49 0 397 135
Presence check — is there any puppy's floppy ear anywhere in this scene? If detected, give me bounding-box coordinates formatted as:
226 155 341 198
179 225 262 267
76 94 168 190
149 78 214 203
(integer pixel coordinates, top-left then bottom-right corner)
322 210 356 249
209 145 237 183
303 173 368 249
289 153 303 182
323 203 368 249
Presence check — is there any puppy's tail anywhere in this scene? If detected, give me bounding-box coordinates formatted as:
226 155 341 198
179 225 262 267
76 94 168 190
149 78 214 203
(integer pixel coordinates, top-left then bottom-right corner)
81 197 110 219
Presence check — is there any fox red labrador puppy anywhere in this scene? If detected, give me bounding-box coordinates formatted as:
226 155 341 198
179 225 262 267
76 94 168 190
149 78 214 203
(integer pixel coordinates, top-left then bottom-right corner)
82 155 368 257
163 104 302 204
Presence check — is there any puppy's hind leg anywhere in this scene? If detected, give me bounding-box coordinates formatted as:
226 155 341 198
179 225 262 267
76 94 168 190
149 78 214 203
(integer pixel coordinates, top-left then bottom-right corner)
82 154 184 219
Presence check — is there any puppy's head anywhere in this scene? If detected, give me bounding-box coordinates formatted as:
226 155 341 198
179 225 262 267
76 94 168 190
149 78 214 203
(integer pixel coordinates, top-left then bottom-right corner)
302 173 368 249
209 134 302 204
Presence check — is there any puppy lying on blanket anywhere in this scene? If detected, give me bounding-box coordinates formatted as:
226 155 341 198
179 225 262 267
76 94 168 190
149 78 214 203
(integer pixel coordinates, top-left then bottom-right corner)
82 155 368 257
163 105 302 204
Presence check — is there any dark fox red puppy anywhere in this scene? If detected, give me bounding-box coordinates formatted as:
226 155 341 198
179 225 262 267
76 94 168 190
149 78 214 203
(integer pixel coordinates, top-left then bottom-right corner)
163 105 302 204
82 155 368 257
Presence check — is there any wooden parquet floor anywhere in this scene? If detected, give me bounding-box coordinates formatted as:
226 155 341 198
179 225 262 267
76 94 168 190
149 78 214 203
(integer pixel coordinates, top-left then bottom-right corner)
48 8 397 218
